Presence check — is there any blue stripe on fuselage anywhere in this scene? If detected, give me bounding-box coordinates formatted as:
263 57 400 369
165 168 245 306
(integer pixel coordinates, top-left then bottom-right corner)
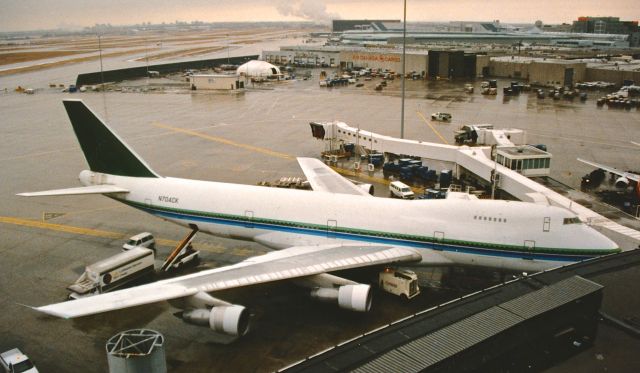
132 203 595 263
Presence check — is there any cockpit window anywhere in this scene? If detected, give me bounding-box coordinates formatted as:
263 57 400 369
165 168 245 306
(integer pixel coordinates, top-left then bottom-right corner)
563 217 582 225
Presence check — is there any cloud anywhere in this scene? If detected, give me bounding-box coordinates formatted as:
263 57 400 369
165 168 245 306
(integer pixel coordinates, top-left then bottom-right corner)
276 0 340 23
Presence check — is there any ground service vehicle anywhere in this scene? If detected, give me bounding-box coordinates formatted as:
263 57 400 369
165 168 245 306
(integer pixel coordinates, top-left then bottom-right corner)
1 348 38 373
379 268 420 299
122 232 155 251
67 247 155 299
389 181 415 199
431 112 452 121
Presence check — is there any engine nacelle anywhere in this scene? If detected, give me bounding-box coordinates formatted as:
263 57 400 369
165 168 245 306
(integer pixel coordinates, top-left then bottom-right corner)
357 183 375 195
310 284 372 312
615 176 629 188
182 305 250 336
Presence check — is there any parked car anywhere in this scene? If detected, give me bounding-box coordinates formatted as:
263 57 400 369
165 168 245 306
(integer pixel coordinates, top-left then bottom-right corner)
389 181 414 199
122 232 155 251
431 112 452 121
1 348 38 373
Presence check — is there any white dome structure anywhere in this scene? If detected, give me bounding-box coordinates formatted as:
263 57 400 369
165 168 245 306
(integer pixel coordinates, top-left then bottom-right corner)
237 60 281 79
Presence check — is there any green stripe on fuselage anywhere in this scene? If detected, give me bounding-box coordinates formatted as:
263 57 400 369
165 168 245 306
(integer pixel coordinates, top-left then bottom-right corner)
120 199 619 257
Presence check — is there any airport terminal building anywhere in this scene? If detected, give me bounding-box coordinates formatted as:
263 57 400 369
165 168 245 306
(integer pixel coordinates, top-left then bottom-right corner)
264 45 640 86
262 46 483 79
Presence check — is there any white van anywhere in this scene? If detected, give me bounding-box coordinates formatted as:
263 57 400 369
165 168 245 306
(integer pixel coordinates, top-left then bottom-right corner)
122 232 155 251
389 181 415 199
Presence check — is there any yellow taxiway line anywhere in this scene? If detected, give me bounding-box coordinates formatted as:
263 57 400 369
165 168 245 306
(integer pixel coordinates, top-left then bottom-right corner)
0 216 231 255
416 111 449 145
154 121 423 193
153 122 294 160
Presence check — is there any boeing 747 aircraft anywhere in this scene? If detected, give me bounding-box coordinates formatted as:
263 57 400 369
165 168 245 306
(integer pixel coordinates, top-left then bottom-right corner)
20 100 619 338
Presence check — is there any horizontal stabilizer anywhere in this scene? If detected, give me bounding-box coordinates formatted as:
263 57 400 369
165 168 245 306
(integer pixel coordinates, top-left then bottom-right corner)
297 157 372 196
17 185 129 197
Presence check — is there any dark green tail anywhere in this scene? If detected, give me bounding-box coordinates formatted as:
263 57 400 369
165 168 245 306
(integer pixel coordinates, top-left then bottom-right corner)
63 99 158 178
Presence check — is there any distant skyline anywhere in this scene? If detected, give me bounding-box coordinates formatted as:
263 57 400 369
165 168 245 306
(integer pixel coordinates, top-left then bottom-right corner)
0 0 639 32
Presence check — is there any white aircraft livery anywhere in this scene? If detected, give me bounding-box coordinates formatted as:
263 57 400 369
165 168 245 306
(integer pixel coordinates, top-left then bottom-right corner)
20 100 619 338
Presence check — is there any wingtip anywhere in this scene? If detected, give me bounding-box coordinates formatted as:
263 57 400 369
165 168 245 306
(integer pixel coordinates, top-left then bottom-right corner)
17 302 71 319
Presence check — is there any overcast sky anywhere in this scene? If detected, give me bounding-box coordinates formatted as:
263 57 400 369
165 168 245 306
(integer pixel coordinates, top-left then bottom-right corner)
1 0 638 32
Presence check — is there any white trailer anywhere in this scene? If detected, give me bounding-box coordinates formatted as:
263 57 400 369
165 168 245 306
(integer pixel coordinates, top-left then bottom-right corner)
379 268 420 300
67 247 155 299
190 74 241 90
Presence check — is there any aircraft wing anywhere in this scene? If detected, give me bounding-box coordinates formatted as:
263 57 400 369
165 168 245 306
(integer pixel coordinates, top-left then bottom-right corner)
17 185 129 197
577 158 639 182
35 244 424 319
297 157 372 196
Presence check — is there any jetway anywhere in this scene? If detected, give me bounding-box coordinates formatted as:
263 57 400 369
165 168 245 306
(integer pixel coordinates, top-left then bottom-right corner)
309 121 640 242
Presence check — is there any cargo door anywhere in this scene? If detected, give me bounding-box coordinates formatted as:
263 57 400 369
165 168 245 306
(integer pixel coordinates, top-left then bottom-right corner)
144 198 152 212
327 219 338 238
523 240 535 260
244 210 254 228
433 231 445 250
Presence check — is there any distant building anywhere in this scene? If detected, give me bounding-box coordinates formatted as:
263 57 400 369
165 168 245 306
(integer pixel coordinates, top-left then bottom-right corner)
572 16 640 47
332 20 400 32
236 60 282 79
189 74 242 90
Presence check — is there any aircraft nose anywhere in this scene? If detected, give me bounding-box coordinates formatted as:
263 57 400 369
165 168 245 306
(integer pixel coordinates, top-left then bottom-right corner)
589 228 620 253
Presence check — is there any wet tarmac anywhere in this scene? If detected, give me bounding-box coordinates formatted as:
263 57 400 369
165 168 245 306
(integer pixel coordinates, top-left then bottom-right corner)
1 45 639 372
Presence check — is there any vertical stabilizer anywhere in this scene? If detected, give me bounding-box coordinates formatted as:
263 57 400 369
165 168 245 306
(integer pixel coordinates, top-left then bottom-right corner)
63 99 158 177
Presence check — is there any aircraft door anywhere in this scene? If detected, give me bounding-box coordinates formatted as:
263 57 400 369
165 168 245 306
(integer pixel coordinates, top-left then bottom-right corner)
244 211 254 228
327 219 338 238
144 198 152 208
433 231 445 250
523 240 535 260
543 217 551 232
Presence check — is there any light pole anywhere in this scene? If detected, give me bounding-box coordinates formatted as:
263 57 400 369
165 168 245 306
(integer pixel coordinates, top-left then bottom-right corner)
400 0 407 139
98 33 105 91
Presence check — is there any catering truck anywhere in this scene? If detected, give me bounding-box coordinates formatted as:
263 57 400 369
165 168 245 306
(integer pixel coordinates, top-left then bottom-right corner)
67 247 155 299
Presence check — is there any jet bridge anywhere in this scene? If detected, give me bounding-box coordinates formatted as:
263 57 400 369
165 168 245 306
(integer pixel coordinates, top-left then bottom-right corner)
309 121 640 242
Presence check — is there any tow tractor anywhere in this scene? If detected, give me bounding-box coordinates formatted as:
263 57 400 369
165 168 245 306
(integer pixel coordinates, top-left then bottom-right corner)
379 268 420 300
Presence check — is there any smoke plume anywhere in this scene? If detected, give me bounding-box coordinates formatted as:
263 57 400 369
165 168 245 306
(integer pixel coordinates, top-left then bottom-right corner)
276 0 340 23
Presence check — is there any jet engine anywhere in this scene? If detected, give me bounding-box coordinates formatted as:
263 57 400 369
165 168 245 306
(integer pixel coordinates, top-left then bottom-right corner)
615 176 629 188
181 306 250 336
357 183 375 195
172 291 250 336
310 284 372 312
